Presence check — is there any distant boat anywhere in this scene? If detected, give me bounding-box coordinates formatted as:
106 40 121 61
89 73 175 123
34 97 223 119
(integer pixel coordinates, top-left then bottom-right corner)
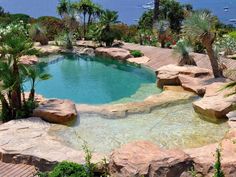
146 1 154 5
229 19 236 23
224 6 229 12
142 5 154 10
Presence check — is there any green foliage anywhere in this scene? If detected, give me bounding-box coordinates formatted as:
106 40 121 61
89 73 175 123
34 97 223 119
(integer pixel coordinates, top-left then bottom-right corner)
83 142 95 177
138 10 153 30
46 161 88 177
216 35 236 55
229 31 236 40
182 11 213 41
192 41 205 53
36 16 64 40
29 23 48 45
213 148 225 177
174 39 196 66
131 50 143 58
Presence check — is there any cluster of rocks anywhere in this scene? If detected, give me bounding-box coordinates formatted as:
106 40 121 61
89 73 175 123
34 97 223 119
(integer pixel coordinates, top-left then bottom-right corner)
157 64 236 120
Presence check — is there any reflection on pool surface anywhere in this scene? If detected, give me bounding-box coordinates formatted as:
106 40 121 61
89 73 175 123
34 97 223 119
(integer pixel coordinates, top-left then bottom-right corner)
25 54 161 104
49 99 229 154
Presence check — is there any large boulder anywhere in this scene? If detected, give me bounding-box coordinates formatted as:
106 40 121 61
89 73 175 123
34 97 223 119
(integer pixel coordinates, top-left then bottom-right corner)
193 82 236 119
156 64 212 89
184 139 236 177
33 99 77 124
95 47 132 60
19 55 39 65
109 141 193 177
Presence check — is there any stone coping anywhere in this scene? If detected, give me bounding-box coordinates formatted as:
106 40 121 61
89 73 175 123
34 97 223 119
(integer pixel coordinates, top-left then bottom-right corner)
76 86 196 118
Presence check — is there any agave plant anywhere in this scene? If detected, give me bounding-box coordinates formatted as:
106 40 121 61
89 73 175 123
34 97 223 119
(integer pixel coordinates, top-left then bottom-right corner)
29 24 48 45
174 39 196 66
182 11 222 78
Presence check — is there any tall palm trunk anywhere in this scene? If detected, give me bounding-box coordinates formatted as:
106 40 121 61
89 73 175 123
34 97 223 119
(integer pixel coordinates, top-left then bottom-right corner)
0 94 11 122
83 12 86 39
153 0 160 26
88 13 92 28
205 46 222 78
201 33 222 78
12 59 22 110
29 79 35 101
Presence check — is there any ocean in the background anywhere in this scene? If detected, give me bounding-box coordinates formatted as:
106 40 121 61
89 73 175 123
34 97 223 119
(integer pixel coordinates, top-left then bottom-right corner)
0 0 235 26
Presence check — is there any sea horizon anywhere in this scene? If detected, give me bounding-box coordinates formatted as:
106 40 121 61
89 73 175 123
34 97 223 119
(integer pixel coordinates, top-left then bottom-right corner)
0 0 235 26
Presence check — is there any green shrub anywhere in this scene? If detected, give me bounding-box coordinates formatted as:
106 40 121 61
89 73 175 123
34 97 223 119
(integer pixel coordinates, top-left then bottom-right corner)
36 16 64 41
229 31 236 40
131 50 143 58
42 161 88 177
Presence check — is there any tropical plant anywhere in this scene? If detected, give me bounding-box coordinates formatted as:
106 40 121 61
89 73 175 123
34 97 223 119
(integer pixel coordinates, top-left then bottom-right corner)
0 31 39 121
216 35 236 56
99 10 119 46
182 12 222 78
174 39 196 66
23 64 51 101
36 16 65 41
229 31 236 40
153 0 160 26
155 20 169 48
29 24 48 45
57 0 78 49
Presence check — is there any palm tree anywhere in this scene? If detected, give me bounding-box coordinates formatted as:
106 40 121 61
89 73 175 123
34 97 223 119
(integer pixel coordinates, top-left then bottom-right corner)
174 39 196 66
153 0 160 26
0 32 37 121
87 4 103 27
75 0 93 38
100 10 119 46
23 64 51 101
29 24 48 45
57 0 78 49
57 0 70 18
182 12 222 78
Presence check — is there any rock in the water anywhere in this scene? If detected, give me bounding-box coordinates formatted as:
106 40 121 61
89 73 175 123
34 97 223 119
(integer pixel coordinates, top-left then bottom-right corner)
74 46 95 56
19 55 39 65
184 139 236 177
95 47 132 60
109 141 193 177
227 111 236 121
156 64 212 89
33 99 77 124
193 82 236 119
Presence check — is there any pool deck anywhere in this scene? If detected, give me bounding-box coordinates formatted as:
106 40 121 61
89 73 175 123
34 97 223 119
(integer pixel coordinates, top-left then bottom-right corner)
122 43 236 79
0 161 38 177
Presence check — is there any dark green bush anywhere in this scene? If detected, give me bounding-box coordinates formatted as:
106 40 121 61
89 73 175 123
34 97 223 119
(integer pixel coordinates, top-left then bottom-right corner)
131 50 143 58
36 16 64 41
40 161 88 177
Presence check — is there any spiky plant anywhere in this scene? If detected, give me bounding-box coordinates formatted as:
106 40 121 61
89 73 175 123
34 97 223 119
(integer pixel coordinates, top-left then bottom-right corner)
182 12 222 78
174 39 196 66
155 20 169 48
29 24 48 45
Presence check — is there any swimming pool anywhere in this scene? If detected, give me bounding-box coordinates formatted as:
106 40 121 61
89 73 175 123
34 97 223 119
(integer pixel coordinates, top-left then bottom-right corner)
25 54 161 104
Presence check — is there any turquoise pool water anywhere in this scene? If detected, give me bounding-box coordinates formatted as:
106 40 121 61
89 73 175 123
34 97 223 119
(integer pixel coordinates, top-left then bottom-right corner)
25 54 161 104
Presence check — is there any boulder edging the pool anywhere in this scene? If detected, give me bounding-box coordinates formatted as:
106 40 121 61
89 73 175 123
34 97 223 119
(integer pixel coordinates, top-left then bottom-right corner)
33 99 77 124
95 47 132 60
108 141 193 177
